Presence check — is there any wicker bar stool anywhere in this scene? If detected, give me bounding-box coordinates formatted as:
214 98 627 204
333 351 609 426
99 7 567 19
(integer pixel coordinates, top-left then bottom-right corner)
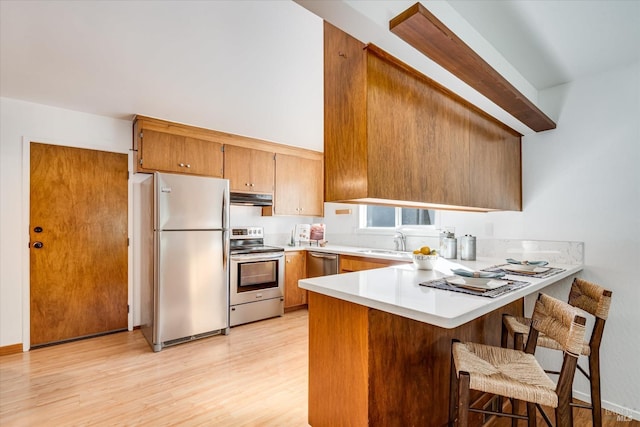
449 293 587 427
501 278 612 427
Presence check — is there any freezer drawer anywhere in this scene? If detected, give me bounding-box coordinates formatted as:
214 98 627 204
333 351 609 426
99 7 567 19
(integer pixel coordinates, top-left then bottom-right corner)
155 229 228 346
230 298 284 327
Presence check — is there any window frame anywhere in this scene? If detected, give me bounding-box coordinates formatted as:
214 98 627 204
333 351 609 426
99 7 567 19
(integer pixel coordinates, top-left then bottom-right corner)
358 205 437 233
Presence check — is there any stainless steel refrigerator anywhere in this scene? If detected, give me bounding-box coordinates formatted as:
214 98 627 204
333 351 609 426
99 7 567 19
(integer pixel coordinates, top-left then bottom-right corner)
139 172 229 352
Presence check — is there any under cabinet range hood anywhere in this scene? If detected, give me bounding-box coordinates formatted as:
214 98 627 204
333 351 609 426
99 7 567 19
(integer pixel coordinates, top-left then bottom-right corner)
230 192 273 206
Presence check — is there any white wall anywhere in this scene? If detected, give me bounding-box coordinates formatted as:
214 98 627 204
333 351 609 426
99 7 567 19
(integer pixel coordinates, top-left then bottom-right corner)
0 98 132 348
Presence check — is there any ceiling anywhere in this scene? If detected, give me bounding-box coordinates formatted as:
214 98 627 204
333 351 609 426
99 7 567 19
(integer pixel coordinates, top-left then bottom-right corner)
1 0 639 135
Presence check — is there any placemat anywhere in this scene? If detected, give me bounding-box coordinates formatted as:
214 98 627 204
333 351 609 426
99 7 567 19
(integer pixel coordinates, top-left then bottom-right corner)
419 278 531 298
484 265 566 279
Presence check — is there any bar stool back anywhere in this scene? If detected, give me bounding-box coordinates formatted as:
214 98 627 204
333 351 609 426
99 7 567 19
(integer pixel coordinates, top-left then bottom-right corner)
450 293 587 427
501 278 612 426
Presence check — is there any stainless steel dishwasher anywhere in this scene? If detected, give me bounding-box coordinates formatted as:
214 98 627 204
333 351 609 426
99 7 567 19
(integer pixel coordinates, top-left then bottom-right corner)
307 252 339 278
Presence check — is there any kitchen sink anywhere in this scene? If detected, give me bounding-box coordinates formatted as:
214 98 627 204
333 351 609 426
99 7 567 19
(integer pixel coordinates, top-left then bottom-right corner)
358 249 411 259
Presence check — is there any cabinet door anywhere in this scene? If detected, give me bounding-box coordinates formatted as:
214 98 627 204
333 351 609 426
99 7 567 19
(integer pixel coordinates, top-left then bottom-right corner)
298 157 324 217
224 145 274 193
274 153 301 215
468 111 522 210
274 154 324 216
250 149 275 194
139 129 184 173
367 52 470 206
183 137 223 177
285 251 307 309
224 145 252 192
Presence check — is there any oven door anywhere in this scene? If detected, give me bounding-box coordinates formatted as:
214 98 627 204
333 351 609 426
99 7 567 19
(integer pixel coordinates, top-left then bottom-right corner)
230 252 284 306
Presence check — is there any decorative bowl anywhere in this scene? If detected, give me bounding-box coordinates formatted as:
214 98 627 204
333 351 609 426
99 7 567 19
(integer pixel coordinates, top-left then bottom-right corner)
413 254 438 270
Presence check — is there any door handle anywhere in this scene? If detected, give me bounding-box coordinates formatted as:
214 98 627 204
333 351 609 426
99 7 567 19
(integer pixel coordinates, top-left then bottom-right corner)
33 241 44 249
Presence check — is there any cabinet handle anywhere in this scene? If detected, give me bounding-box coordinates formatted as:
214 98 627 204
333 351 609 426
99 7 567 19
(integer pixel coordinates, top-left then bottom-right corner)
186 164 191 168
179 163 185 167
300 207 304 212
250 183 255 187
245 183 250 187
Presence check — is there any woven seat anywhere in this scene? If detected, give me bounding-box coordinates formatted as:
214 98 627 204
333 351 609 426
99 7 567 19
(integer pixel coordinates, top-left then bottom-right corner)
450 293 587 427
452 342 558 407
501 278 612 427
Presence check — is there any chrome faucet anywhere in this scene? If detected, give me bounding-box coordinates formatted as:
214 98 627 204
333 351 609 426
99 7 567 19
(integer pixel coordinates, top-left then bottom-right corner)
393 231 406 252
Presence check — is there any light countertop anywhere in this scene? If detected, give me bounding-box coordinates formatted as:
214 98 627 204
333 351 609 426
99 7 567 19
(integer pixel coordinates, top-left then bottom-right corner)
298 255 582 329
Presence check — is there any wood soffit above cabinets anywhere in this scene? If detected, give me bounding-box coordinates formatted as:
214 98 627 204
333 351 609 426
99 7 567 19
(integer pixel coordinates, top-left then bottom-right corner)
389 2 557 133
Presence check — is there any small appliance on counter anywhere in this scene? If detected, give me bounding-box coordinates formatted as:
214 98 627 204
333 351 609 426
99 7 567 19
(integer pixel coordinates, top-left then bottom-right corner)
440 227 457 259
460 235 477 260
229 226 285 327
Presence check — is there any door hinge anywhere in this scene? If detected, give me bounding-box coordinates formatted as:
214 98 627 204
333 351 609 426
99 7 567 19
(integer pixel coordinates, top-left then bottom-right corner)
127 304 130 314
221 145 225 152
127 171 130 180
127 237 130 246
139 158 143 166
139 131 143 139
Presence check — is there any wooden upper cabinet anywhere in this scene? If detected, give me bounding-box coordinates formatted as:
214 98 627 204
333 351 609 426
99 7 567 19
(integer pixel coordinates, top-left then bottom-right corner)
135 128 223 178
468 110 522 210
272 153 323 217
323 22 522 211
224 145 274 194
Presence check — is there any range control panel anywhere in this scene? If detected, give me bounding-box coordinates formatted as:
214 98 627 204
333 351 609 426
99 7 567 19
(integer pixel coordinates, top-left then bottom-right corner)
230 227 264 239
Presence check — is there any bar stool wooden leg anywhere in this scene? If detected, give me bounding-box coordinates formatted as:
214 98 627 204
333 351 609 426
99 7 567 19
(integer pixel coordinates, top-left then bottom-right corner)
501 314 509 348
458 372 470 427
590 351 603 427
527 402 536 427
449 347 459 426
514 332 524 351
512 398 521 427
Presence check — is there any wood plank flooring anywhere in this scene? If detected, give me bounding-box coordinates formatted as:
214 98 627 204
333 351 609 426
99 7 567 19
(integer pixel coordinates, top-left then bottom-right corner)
1 310 309 426
1 309 636 426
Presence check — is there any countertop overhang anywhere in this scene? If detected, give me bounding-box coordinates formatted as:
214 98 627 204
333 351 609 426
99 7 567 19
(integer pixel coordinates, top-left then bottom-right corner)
298 255 582 329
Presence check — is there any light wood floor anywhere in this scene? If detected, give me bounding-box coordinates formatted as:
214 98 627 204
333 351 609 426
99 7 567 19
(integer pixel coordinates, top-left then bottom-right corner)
1 310 309 426
1 309 636 426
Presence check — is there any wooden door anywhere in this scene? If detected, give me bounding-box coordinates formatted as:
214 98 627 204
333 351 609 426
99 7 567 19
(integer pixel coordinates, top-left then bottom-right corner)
30 143 128 347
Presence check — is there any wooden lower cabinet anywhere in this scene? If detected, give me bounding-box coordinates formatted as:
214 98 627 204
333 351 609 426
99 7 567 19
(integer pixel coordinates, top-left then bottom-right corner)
284 251 307 311
307 292 523 426
339 254 410 273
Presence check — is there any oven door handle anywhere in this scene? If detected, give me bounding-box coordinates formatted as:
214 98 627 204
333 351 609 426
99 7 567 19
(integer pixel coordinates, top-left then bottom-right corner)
231 253 284 262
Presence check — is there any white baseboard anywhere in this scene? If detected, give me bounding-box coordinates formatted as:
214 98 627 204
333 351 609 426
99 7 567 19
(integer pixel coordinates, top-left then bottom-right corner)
573 390 638 422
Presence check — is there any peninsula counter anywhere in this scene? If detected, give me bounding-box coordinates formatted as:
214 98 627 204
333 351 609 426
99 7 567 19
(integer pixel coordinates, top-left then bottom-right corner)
299 258 582 426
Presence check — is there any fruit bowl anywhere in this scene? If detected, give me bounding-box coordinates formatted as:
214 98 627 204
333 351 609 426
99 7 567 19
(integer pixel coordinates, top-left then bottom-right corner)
413 254 438 270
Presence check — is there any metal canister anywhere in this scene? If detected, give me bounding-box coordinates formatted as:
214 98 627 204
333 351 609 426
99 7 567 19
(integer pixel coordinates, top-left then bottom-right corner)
460 235 476 261
442 237 457 259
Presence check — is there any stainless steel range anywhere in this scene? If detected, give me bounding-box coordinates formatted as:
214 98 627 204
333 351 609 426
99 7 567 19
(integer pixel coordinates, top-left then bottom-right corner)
229 226 284 326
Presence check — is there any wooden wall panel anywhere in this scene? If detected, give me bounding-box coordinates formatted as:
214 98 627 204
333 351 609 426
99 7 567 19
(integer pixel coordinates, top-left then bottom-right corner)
323 21 368 202
308 292 369 427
